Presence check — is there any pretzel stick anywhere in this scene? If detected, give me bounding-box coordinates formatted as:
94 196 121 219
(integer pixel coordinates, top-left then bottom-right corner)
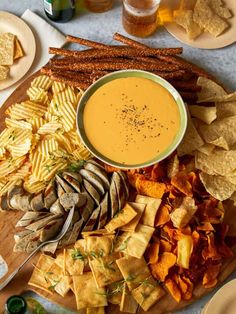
153 70 186 80
113 32 149 49
66 35 109 49
49 46 183 58
179 91 198 102
41 66 52 75
50 70 92 83
51 74 91 89
169 79 201 92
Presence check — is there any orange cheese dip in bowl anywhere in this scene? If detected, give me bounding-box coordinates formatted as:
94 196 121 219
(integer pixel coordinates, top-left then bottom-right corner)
77 70 187 169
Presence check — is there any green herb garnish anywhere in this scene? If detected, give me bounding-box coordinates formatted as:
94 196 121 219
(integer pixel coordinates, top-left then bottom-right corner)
71 249 85 261
68 160 85 172
118 236 131 251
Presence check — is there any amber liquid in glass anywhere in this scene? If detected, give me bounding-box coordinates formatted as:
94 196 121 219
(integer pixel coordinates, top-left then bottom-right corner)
85 0 113 13
122 0 160 37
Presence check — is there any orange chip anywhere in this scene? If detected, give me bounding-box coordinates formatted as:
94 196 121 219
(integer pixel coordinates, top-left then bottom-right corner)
155 205 171 227
127 172 145 188
171 173 193 196
202 263 221 288
146 241 160 264
202 233 221 261
159 239 172 253
197 222 215 232
192 230 200 247
150 252 176 282
165 278 181 303
181 276 194 300
104 164 121 173
151 163 166 181
136 177 166 199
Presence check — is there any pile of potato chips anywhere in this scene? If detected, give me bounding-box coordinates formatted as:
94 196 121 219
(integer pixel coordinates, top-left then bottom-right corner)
0 75 91 196
0 32 24 81
174 0 232 40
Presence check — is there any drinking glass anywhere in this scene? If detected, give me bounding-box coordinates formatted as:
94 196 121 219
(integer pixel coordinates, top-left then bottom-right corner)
85 0 113 13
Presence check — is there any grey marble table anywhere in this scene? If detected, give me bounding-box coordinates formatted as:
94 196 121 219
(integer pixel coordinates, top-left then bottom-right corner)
0 0 236 313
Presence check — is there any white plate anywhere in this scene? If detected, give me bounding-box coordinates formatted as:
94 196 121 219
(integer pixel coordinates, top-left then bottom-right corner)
161 0 236 49
0 11 36 90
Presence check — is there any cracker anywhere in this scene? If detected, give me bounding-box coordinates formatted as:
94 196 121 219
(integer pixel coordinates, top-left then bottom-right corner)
0 32 15 65
0 65 9 81
174 10 202 40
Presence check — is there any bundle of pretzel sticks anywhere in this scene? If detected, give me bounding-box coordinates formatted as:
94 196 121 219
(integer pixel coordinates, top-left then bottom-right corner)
42 32 214 102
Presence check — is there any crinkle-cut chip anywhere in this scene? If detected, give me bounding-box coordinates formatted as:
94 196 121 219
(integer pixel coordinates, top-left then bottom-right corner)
37 138 59 157
73 272 107 310
5 118 32 130
177 114 204 156
38 122 62 134
57 101 76 132
202 263 221 288
0 33 15 65
119 224 154 259
52 81 67 94
31 75 53 90
47 262 71 297
28 117 45 133
105 203 137 232
165 278 181 303
177 234 193 269
27 87 49 105
89 252 123 288
189 105 216 125
131 276 165 311
8 138 31 158
0 155 26 178
0 65 9 80
5 129 32 146
200 116 236 148
44 111 55 122
6 101 47 120
167 154 179 179
0 179 21 196
8 161 31 181
216 101 236 119
30 151 47 179
55 133 74 153
24 179 46 194
30 134 40 152
66 130 83 147
39 158 67 181
195 150 236 176
174 9 202 40
116 256 150 291
54 87 78 106
170 197 197 228
0 127 16 147
197 143 215 156
150 252 176 282
209 137 229 150
48 98 60 116
72 147 92 160
135 195 161 227
0 147 6 159
209 0 232 18
197 77 227 103
199 172 236 201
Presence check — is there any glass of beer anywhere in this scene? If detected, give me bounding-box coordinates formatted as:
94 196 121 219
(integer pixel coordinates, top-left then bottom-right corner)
84 0 113 13
122 0 161 37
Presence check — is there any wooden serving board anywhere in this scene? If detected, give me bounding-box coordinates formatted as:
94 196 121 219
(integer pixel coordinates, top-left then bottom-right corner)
1 71 236 314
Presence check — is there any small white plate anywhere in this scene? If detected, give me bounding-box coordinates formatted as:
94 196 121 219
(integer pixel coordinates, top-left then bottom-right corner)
0 11 36 90
161 0 236 49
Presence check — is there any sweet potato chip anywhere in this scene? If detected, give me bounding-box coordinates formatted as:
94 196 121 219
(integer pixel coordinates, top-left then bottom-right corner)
159 239 172 253
171 173 193 196
165 278 181 303
150 252 176 282
155 204 170 227
151 163 166 181
197 222 215 232
180 276 194 300
177 234 193 269
136 177 166 199
202 233 221 261
146 241 160 264
202 263 221 288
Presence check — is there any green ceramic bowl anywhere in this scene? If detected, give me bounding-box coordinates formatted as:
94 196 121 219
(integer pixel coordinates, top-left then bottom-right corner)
76 70 187 169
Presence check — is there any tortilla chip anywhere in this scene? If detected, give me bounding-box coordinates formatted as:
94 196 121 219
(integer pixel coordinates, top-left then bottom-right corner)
202 263 221 288
73 272 107 310
197 143 215 156
120 202 146 232
135 176 166 199
171 173 193 196
116 256 150 290
177 113 204 156
155 205 170 227
135 195 161 227
216 101 236 120
167 154 179 179
120 224 155 259
189 105 216 125
165 278 182 303
0 65 9 81
209 137 229 150
105 203 137 232
177 234 193 269
170 197 197 228
199 172 236 201
200 116 236 148
150 252 176 282
195 150 236 176
47 263 71 297
131 276 165 311
0 33 15 65
146 241 160 264
209 0 232 19
197 77 227 102
14 37 24 60
120 283 139 314
174 9 202 40
89 252 123 287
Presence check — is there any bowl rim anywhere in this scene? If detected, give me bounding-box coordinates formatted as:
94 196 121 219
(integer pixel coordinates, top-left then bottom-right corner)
76 69 187 170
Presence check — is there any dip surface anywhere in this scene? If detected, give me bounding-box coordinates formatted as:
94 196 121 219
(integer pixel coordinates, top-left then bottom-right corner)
83 77 180 165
